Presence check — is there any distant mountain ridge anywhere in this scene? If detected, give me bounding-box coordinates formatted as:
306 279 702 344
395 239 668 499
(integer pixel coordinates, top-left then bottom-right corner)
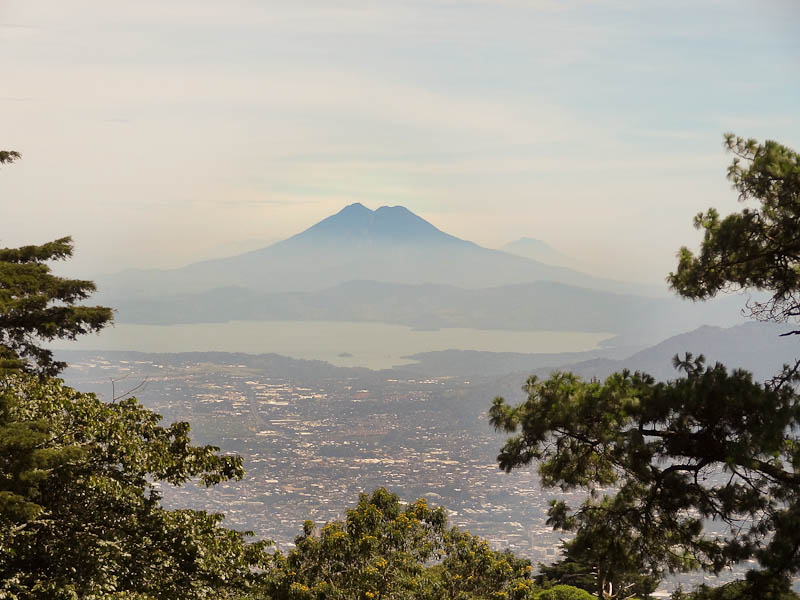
98 203 664 301
501 237 575 269
112 278 749 349
56 322 798 385
402 322 799 382
596 321 799 381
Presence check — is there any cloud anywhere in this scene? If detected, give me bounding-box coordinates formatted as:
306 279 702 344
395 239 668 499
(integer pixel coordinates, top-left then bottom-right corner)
2 0 799 283
3 59 584 146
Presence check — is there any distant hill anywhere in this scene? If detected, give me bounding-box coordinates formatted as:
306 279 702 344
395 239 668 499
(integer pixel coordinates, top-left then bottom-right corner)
98 203 662 301
112 279 749 347
569 321 800 382
404 322 799 383
58 322 799 385
501 237 575 269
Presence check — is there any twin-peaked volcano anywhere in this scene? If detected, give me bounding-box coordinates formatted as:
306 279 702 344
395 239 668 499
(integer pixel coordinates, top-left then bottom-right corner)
99 203 659 300
281 203 466 247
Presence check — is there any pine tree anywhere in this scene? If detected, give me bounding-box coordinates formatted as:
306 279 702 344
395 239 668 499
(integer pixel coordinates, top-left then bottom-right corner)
491 136 800 598
0 149 273 598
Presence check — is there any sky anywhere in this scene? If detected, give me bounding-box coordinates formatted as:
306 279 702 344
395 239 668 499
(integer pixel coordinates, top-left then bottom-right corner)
2 0 799 285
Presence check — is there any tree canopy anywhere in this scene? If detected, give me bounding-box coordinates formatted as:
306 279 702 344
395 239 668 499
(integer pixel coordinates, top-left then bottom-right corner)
274 488 449 599
1 150 113 376
264 487 543 600
0 372 274 599
0 150 21 165
0 235 114 376
669 134 800 334
491 135 800 599
490 357 800 596
0 366 552 599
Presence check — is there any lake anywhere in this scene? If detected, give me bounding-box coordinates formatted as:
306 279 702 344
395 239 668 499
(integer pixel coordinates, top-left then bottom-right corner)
55 320 614 370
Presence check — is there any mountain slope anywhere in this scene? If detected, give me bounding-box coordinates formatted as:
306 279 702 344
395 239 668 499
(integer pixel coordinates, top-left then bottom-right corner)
501 237 575 268
278 203 465 247
113 279 748 347
557 321 799 382
401 322 798 382
98 204 663 300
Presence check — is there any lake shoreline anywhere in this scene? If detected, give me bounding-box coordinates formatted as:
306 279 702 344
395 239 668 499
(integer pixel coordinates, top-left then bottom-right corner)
52 320 616 370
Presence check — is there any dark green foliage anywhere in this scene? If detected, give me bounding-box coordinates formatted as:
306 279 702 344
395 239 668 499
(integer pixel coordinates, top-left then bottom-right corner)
491 135 800 598
0 373 272 599
0 235 113 375
1 148 112 376
0 200 271 597
273 488 448 599
0 150 21 165
536 507 658 599
671 577 800 600
490 355 800 591
264 488 539 600
432 528 537 599
533 585 595 600
0 385 83 525
535 558 597 595
669 134 800 331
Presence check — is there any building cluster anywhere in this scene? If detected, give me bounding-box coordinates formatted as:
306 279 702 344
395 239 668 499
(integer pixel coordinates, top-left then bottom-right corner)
63 353 750 588
65 353 576 562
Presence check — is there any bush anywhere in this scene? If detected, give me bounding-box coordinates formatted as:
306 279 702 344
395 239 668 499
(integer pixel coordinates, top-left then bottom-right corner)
534 584 595 600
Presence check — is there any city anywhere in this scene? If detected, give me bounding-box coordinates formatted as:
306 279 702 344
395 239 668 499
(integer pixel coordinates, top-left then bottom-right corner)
61 350 580 564
59 349 755 592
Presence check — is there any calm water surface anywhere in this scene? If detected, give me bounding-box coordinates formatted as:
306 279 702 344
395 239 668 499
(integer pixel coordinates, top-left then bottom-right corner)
56 320 613 369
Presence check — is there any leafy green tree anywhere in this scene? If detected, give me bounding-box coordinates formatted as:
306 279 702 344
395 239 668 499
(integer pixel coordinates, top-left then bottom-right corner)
264 488 540 600
268 488 448 599
491 358 800 596
0 373 273 599
491 136 800 598
533 585 595 600
428 527 537 600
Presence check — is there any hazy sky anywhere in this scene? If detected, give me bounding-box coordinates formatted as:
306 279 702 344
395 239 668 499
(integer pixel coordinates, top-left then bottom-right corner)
2 0 798 285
